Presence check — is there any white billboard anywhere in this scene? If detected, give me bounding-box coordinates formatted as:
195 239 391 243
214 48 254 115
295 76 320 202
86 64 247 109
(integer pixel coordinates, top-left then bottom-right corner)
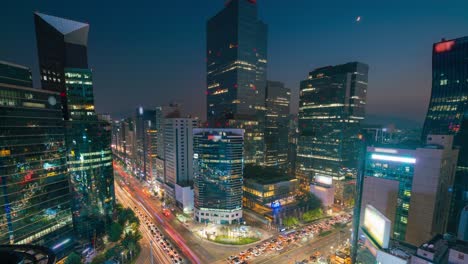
315 175 332 186
363 204 391 249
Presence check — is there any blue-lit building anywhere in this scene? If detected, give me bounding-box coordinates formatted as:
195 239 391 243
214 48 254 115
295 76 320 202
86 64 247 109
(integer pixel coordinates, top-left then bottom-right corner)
422 36 468 235
0 61 74 257
193 129 244 224
35 13 115 239
296 62 368 206
206 0 267 165
360 135 458 246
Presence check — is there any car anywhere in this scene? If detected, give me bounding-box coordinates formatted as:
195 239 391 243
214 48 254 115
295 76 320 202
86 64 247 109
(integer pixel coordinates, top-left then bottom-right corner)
254 252 260 257
276 246 283 251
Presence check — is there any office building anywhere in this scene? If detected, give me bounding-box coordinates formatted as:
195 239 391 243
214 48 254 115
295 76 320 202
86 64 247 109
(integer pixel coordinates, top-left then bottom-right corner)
0 61 74 256
135 107 156 180
35 13 115 238
206 0 267 165
296 62 368 204
422 36 468 234
243 165 298 223
193 129 244 224
264 81 290 169
360 135 458 246
154 104 181 190
164 118 197 210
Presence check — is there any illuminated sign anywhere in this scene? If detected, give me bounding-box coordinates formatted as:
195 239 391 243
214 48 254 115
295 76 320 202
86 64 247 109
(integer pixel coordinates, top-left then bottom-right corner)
371 154 416 164
315 175 333 186
52 238 71 250
139 106 144 115
271 201 281 208
374 148 398 154
193 153 199 159
207 134 222 142
363 205 391 248
435 40 455 53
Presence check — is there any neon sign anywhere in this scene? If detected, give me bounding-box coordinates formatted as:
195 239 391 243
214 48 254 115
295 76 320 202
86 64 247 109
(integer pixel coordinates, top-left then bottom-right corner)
435 40 455 53
371 154 416 164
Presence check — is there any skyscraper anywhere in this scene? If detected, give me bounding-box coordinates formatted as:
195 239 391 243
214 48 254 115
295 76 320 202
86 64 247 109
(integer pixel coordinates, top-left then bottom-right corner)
35 12 115 239
206 0 267 165
264 81 290 168
193 129 244 224
135 107 156 180
0 61 74 256
296 62 368 206
163 118 198 210
422 37 468 234
360 135 458 246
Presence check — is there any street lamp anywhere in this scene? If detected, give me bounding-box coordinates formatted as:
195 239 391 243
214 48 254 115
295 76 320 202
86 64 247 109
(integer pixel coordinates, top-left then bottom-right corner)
121 252 124 264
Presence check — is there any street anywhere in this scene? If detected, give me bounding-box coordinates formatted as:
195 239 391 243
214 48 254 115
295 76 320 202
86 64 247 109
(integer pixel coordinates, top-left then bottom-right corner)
114 163 351 264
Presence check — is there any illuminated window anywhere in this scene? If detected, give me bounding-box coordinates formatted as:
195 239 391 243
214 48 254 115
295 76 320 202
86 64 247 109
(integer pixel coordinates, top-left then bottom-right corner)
440 79 448 86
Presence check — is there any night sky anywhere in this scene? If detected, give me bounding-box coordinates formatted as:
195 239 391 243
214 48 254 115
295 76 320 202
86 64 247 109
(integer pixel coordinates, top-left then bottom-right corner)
2 0 468 127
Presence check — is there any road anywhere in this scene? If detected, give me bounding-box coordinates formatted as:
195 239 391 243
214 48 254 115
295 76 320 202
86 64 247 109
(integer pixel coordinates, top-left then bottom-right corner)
114 163 247 264
253 228 350 264
115 181 171 264
114 162 351 264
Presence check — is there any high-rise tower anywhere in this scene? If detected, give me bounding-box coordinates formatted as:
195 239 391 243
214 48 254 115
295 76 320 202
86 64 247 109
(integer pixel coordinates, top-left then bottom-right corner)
296 62 368 206
206 0 267 164
422 37 468 234
34 13 115 239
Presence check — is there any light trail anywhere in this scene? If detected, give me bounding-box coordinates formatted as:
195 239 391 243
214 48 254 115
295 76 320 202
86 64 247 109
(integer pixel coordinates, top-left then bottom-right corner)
114 163 201 264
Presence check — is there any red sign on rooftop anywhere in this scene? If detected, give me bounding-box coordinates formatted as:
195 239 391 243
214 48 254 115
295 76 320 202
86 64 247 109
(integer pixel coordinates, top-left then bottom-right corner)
435 40 455 53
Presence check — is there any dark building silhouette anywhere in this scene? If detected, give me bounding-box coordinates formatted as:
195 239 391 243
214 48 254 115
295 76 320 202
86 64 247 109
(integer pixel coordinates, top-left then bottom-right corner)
206 0 267 165
34 12 114 240
422 36 468 235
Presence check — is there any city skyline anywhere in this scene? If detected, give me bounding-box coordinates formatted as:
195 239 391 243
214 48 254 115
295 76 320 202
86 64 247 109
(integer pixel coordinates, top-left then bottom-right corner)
2 0 468 127
2 2 468 264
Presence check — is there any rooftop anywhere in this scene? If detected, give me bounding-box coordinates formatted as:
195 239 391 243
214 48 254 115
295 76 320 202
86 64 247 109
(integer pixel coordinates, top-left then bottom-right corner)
243 165 293 184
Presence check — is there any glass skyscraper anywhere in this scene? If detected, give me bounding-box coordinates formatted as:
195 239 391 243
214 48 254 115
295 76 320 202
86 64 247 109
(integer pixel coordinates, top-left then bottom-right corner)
34 12 115 239
422 36 468 234
264 81 290 169
206 0 267 165
0 61 74 255
296 62 368 205
193 129 244 224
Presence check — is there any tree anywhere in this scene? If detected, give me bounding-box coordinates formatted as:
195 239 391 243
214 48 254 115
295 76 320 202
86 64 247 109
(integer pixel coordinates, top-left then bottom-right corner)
90 254 106 264
303 208 323 222
296 192 322 210
283 216 299 228
108 222 123 242
65 252 82 264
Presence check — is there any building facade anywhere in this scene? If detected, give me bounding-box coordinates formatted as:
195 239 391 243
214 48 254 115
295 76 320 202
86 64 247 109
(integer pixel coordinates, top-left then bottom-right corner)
0 61 74 255
296 62 368 204
264 81 290 169
35 12 115 238
422 36 468 234
206 0 267 165
193 129 244 224
163 118 197 209
361 135 458 246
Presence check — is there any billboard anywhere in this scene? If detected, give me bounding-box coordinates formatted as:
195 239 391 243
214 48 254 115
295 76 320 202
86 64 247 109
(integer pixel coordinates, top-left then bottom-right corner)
315 175 332 186
363 205 391 248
